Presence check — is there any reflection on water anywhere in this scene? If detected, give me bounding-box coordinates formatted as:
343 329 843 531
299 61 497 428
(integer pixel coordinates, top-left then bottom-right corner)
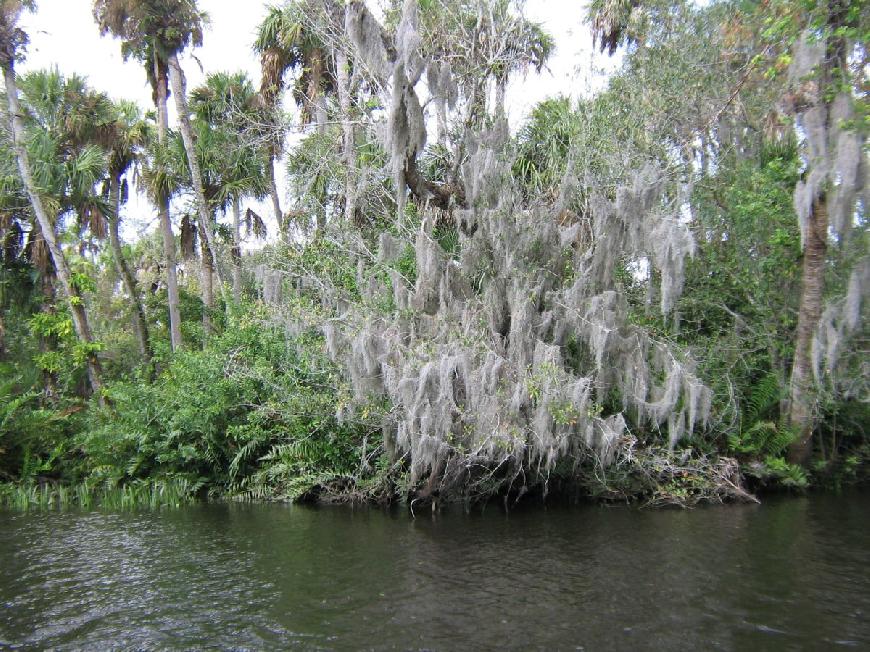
1 493 868 650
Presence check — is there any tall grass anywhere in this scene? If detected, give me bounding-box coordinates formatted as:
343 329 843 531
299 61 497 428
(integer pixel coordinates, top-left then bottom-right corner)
0 478 197 511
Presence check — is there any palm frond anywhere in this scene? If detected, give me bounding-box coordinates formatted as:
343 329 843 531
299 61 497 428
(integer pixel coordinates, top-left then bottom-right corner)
245 207 267 239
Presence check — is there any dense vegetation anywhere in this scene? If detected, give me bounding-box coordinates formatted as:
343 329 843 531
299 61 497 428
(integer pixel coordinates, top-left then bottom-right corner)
0 0 866 509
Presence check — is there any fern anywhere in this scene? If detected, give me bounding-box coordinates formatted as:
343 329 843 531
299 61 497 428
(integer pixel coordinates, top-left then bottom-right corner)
743 372 781 426
229 440 261 481
763 456 808 488
728 372 795 457
764 426 796 457
0 391 37 435
261 439 320 465
729 420 796 457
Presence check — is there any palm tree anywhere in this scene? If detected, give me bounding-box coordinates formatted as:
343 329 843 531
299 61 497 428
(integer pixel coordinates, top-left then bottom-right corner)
588 0 641 54
1 8 103 394
94 0 226 314
254 2 339 232
104 100 152 362
165 49 232 317
137 122 191 335
16 69 115 252
27 73 151 364
95 0 229 313
256 3 335 130
92 0 202 351
190 71 268 307
253 4 298 231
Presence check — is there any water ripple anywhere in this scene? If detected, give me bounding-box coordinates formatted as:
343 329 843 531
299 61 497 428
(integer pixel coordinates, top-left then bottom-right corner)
0 493 868 650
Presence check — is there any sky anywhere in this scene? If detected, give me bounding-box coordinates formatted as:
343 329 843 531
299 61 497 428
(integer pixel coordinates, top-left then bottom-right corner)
19 1 265 118
14 0 619 240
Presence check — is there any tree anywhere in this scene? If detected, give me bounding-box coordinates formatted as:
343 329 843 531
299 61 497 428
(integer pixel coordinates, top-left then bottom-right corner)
104 100 152 362
344 0 553 216
254 2 339 233
260 1 336 131
253 4 300 231
585 0 868 467
93 0 195 351
101 0 234 316
313 0 719 500
190 71 268 310
0 104 30 364
779 0 867 463
589 0 643 54
1 7 103 395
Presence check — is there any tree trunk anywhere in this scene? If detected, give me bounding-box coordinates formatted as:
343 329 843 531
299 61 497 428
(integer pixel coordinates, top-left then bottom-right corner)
231 195 242 306
335 49 357 225
109 173 152 363
786 0 848 464
167 53 228 309
266 153 284 234
310 48 328 133
494 78 506 117
3 64 102 395
199 221 213 341
155 58 184 351
787 195 828 464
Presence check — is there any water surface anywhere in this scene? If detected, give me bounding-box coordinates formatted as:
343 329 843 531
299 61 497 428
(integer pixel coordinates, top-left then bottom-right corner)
1 492 867 650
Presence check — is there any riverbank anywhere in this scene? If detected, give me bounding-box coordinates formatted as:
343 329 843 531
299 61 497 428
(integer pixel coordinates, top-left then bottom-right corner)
2 444 864 511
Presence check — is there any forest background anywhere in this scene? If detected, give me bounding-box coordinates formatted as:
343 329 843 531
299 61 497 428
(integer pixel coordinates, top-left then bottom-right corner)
0 0 866 509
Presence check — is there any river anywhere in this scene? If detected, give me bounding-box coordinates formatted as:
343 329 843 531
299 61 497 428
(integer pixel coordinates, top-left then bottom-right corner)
1 492 867 650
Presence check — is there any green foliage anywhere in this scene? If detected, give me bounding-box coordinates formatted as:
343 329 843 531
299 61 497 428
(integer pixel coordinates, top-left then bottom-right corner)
23 306 95 386
433 222 459 258
285 237 359 299
28 311 73 339
0 477 197 510
69 271 97 295
2 0 867 511
758 456 809 489
74 316 372 500
670 140 803 451
0 367 85 482
728 421 795 458
394 243 418 285
743 372 782 425
286 130 341 228
684 142 801 338
513 96 579 197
